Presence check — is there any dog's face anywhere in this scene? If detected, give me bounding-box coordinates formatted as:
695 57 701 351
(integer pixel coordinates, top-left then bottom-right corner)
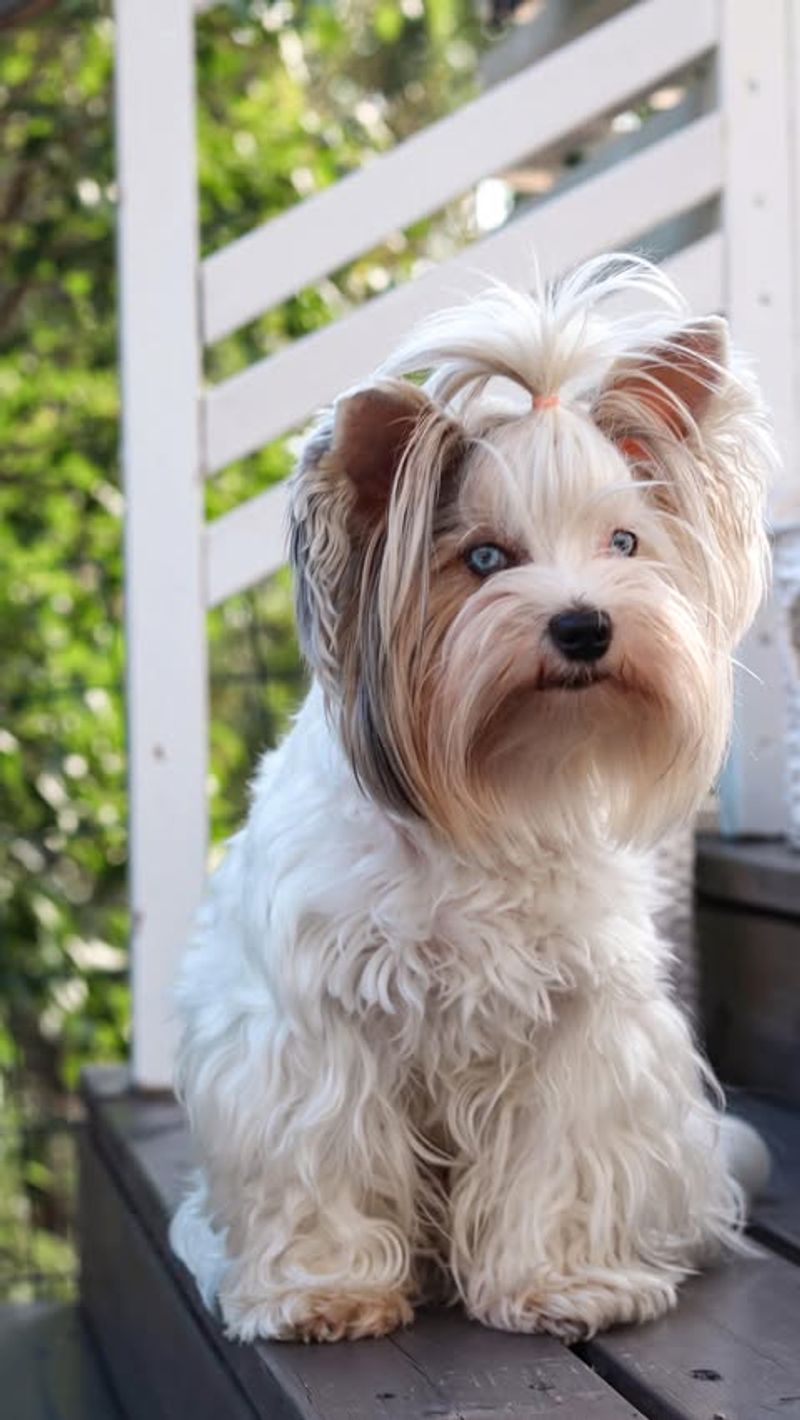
290 274 773 847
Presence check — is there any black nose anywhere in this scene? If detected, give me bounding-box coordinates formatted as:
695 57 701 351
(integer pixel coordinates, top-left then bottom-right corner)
548 607 612 662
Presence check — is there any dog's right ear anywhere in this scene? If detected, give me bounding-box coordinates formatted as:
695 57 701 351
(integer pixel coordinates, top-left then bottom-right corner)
327 379 442 524
289 379 453 686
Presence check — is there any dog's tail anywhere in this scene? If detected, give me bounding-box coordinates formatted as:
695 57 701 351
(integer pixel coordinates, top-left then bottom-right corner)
720 1114 771 1203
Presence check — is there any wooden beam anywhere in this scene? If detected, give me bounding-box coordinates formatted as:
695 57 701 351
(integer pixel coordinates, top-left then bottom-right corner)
115 0 207 1089
717 0 797 836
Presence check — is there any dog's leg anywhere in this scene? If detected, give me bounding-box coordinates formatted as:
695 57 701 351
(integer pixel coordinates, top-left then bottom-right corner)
215 1178 416 1343
449 987 743 1340
172 1013 418 1343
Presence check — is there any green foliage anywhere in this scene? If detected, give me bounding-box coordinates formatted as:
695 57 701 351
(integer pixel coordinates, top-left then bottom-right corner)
0 7 124 1123
0 1077 76 1302
0 0 488 1292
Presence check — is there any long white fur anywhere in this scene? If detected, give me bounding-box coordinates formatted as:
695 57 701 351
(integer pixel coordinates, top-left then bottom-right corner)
171 255 775 1344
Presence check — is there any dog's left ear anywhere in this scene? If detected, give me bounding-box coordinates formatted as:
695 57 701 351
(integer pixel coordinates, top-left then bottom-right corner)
594 317 728 457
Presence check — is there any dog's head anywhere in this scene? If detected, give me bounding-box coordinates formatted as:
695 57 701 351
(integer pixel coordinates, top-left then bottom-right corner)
290 257 774 847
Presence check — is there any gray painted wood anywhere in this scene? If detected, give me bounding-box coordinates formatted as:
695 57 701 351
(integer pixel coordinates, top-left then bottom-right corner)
584 1247 800 1420
387 1312 643 1417
697 903 800 1103
80 1137 268 1420
0 1302 123 1420
81 1069 643 1420
733 1092 800 1263
696 834 800 918
80 1067 800 1420
251 1309 644 1420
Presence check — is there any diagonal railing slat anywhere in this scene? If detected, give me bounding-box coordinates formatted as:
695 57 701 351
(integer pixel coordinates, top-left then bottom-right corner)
205 233 723 608
206 481 290 608
203 114 723 479
201 0 716 345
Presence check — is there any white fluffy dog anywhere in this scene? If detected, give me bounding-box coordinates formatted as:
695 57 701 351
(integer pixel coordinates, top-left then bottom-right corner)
171 255 775 1344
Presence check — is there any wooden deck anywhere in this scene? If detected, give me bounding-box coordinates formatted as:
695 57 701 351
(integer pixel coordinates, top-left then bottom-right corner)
79 1067 800 1420
0 1302 122 1420
696 836 800 1105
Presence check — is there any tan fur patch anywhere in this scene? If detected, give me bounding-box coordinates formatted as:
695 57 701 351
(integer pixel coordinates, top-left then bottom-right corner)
288 1288 413 1343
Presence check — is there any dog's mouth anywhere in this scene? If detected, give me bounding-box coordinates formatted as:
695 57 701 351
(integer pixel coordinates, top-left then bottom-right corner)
538 668 612 692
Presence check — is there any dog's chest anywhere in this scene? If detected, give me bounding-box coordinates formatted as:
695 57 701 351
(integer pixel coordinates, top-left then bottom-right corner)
272 786 652 1067
334 855 611 1073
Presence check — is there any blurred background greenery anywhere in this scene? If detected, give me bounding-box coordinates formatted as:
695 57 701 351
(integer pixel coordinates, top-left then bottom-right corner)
0 0 494 1301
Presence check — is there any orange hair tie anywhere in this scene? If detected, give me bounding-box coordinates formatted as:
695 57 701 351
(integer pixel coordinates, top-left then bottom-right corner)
532 393 559 410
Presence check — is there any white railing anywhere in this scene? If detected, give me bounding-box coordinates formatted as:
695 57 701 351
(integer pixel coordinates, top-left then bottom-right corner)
204 116 724 475
115 0 800 1087
201 0 719 347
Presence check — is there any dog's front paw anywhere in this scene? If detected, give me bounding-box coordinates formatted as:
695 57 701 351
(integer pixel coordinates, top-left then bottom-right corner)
221 1285 413 1343
470 1267 678 1341
288 1289 414 1343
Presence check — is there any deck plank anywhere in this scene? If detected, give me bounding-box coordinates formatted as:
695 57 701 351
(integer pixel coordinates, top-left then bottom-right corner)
696 834 800 918
255 1308 644 1420
0 1302 123 1420
583 1247 800 1420
81 1068 800 1420
698 903 800 1103
81 1069 642 1419
387 1312 643 1417
80 1139 265 1420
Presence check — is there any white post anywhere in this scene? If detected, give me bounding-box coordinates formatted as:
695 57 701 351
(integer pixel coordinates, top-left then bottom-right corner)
719 0 798 836
115 0 207 1088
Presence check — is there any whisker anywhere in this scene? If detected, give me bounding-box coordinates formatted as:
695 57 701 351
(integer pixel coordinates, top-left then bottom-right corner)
730 658 763 685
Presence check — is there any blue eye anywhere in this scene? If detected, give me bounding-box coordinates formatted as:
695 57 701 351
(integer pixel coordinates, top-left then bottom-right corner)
465 543 511 577
610 529 638 557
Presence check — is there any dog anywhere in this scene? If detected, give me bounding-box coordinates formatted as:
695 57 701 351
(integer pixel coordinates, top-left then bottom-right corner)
171 254 775 1344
